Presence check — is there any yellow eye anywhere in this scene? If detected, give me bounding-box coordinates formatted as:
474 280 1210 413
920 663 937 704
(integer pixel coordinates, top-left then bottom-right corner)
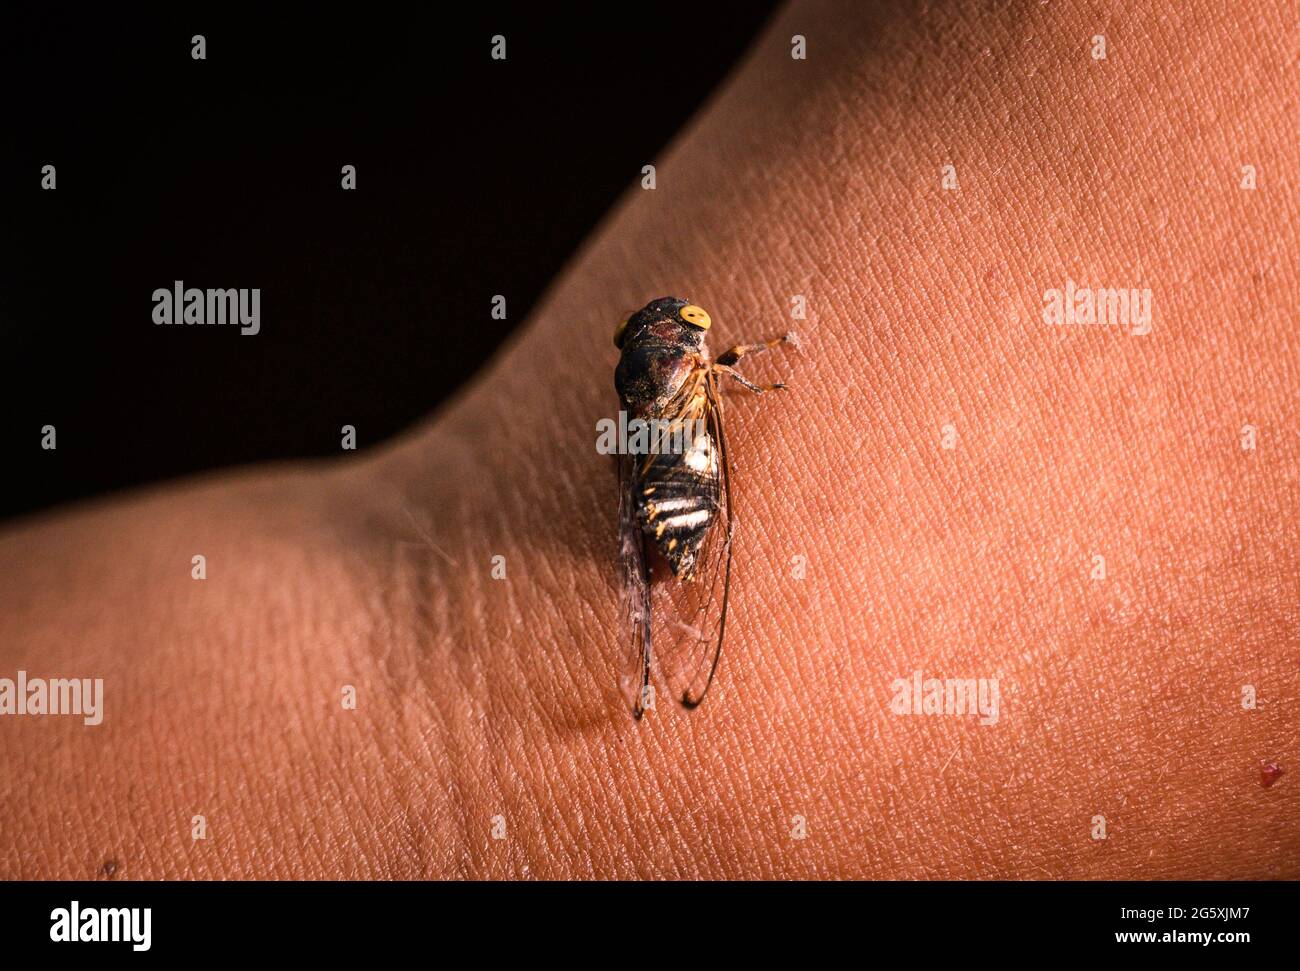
680 304 711 330
614 317 630 348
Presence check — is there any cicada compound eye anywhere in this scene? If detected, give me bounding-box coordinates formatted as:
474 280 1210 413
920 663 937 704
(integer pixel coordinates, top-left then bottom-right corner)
679 304 711 330
613 317 630 348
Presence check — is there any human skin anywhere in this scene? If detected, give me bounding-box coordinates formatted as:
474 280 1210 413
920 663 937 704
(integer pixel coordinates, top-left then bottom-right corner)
1 0 1296 879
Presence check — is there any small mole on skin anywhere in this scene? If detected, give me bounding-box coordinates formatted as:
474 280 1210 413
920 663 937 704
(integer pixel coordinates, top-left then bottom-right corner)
1260 762 1284 788
101 859 119 878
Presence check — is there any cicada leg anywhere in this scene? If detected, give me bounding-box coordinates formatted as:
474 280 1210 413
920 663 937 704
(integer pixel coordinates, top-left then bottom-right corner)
714 333 793 367
712 364 786 394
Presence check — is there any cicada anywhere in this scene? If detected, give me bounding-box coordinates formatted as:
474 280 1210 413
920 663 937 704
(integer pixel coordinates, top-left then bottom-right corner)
613 296 791 718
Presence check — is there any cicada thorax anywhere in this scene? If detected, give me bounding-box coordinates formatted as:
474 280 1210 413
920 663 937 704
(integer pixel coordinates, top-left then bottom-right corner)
615 342 705 414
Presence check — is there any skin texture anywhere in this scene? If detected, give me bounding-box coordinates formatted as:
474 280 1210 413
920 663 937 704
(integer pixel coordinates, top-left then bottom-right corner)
1 0 1297 879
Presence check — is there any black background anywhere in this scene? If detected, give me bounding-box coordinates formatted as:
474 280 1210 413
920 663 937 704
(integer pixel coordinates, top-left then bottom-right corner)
0 880 1286 956
1 5 779 522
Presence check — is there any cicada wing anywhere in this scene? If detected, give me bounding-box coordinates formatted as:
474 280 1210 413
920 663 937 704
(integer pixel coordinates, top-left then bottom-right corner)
618 451 653 718
654 370 735 709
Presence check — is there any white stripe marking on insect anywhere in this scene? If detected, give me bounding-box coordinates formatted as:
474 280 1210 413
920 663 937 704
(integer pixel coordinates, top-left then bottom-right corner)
661 509 712 531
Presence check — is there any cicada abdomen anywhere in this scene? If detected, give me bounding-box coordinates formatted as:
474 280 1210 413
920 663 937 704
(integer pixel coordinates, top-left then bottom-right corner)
634 417 720 580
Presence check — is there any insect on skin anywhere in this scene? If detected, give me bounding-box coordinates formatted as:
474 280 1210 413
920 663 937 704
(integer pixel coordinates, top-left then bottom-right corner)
614 296 792 719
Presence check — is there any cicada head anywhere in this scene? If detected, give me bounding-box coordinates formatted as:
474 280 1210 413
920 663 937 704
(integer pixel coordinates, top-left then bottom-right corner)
614 296 712 351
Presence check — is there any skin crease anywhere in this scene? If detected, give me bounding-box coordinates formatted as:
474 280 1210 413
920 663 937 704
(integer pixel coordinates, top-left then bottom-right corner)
1 0 1297 879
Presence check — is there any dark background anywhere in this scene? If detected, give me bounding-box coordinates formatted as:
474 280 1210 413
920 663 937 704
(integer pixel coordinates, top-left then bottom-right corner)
1 5 779 522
